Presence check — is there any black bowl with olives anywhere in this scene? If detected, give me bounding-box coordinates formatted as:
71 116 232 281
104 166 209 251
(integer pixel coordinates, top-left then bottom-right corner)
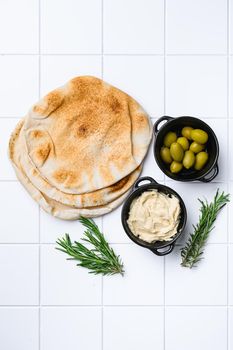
153 116 219 182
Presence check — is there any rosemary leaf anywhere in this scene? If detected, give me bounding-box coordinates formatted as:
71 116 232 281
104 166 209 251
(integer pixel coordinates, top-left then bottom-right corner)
56 217 124 276
181 189 230 268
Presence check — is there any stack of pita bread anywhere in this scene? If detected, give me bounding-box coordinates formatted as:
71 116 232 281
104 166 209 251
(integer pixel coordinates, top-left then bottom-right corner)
9 76 152 220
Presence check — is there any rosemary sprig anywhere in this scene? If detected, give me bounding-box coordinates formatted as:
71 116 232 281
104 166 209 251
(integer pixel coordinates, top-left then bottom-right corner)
181 189 230 268
56 217 124 276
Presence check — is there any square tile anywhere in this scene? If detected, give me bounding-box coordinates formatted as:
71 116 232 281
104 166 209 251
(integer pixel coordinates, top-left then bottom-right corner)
141 125 165 181
229 120 233 180
103 307 164 350
0 0 38 54
40 55 102 95
40 209 101 243
0 118 20 180
166 182 228 245
230 0 233 54
41 245 101 305
0 56 38 117
103 55 164 117
41 307 101 350
165 245 227 305
0 182 39 243
0 245 39 305
228 183 233 243
103 244 164 305
41 0 101 53
202 118 228 182
166 56 227 117
166 0 227 54
228 245 233 304
103 0 164 54
229 307 233 348
165 307 227 350
0 308 39 350
103 206 131 244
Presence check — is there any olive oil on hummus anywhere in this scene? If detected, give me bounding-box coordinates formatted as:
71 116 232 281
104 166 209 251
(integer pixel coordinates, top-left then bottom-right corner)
127 190 181 243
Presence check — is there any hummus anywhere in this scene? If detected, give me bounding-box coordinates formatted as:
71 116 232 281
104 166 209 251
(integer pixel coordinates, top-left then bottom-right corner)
127 190 181 243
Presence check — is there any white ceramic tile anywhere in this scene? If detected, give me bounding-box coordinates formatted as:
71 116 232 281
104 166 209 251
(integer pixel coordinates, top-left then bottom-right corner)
166 56 227 117
141 126 165 181
40 209 101 243
103 244 164 305
0 245 39 305
103 0 164 54
0 56 38 117
0 118 20 180
103 307 164 350
228 245 233 304
40 55 102 95
41 0 101 54
165 245 227 305
166 0 227 54
228 183 233 243
166 182 228 245
103 206 131 244
103 56 164 117
0 182 39 243
0 0 38 54
230 121 233 181
166 307 227 350
230 0 233 54
0 308 39 350
41 245 101 305
41 307 101 350
229 57 233 117
229 307 233 348
202 118 228 182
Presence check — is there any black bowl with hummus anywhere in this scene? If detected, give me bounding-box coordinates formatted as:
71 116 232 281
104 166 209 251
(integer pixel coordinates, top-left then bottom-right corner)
121 176 187 256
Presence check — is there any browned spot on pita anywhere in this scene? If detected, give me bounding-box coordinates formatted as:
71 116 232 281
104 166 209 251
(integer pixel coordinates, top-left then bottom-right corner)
30 130 44 139
53 169 77 186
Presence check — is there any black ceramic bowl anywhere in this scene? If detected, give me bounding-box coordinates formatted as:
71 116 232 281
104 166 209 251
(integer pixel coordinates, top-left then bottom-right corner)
121 176 187 256
153 116 219 182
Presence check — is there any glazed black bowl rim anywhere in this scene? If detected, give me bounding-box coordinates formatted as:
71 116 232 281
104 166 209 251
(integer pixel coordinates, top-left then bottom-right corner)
153 115 219 182
121 176 187 255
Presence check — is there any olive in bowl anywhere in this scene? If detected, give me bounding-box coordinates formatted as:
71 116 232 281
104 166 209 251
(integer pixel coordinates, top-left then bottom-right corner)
121 177 187 256
153 116 219 182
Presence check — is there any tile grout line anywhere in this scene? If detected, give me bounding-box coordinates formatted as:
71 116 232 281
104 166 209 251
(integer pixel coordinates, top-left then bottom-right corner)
0 53 232 56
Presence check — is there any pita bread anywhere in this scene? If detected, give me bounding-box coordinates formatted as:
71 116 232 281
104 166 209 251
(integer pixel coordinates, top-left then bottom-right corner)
23 76 152 194
9 124 132 219
10 120 141 208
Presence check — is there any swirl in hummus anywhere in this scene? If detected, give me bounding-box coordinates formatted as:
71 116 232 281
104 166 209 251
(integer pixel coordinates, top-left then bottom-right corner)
127 190 181 243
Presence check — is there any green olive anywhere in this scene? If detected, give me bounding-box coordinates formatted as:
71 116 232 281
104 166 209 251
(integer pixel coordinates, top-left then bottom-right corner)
170 142 184 162
181 126 193 140
163 131 177 147
177 137 189 151
191 129 208 144
183 150 195 169
160 147 172 164
170 161 183 173
189 141 205 153
194 151 209 170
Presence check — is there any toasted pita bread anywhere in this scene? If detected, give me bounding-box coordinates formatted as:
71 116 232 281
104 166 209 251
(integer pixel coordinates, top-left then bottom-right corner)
10 119 141 208
9 126 131 219
23 76 152 194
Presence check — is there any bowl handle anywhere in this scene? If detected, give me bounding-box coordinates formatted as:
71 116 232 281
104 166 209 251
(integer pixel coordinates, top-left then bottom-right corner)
153 116 174 136
134 176 157 189
200 164 219 183
150 243 174 256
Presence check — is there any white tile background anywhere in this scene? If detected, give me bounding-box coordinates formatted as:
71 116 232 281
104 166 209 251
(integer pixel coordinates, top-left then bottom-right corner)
0 0 233 349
